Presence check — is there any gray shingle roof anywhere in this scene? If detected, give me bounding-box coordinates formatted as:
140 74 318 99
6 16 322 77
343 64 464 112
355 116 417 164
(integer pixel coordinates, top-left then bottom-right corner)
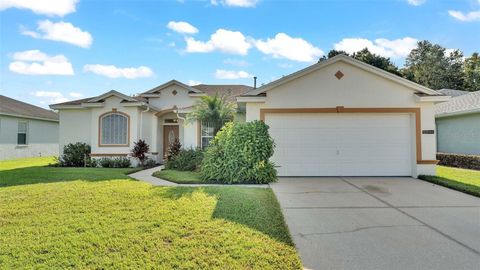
191 84 252 102
0 95 59 121
435 91 480 116
437 89 470 97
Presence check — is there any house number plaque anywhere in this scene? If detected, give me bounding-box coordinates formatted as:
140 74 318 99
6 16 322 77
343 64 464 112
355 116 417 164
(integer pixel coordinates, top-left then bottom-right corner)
422 130 435 134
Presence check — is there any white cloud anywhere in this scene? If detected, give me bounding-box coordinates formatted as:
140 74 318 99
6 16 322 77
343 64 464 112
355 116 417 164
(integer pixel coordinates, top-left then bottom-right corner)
215 69 251 79
83 64 154 79
211 0 259 7
185 29 251 55
0 0 78 16
187 80 202 86
9 50 74 75
167 21 199 34
333 37 418 58
254 33 324 62
407 0 426 6
21 20 93 48
30 90 69 103
69 92 83 98
448 10 480 22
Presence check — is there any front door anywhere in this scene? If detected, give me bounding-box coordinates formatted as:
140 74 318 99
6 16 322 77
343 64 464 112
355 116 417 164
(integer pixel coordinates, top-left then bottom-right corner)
163 125 179 157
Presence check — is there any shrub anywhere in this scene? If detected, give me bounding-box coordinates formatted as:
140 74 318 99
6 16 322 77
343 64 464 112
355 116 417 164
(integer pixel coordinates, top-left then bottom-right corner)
98 157 131 168
437 152 480 170
165 139 181 161
98 157 114 168
200 121 277 184
58 142 91 167
165 148 203 171
143 158 157 168
114 157 131 168
131 140 150 167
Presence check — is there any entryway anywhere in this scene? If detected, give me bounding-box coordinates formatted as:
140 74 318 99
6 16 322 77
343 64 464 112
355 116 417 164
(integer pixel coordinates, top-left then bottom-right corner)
163 125 179 156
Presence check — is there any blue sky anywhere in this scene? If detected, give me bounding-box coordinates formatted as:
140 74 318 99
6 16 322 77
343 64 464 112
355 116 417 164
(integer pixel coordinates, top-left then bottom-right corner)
0 0 479 108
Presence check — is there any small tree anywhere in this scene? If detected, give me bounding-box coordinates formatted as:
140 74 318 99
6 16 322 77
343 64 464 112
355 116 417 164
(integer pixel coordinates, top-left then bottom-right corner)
187 94 235 136
131 139 150 167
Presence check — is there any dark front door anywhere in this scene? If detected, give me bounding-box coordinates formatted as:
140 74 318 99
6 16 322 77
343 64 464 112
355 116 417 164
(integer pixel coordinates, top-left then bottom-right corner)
163 125 179 157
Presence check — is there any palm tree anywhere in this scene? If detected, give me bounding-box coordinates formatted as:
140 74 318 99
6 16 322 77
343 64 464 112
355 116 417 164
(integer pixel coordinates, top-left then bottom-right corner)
187 93 235 135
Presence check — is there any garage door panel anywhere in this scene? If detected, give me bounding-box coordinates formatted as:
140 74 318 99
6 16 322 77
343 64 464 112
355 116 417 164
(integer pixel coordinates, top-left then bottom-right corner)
266 113 413 176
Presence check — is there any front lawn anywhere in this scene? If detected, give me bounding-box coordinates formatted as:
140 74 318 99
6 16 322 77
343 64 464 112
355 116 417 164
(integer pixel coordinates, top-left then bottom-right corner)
153 169 203 184
419 166 480 197
0 159 300 269
0 156 56 170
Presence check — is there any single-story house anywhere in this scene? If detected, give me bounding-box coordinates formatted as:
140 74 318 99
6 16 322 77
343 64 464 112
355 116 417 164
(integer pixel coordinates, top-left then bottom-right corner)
0 95 59 160
238 55 449 177
435 90 480 155
50 81 251 164
51 55 449 177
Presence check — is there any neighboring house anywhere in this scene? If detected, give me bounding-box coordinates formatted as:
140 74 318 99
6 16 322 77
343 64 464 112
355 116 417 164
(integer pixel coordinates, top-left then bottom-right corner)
0 95 59 160
238 55 449 177
50 81 251 164
435 90 480 155
51 55 448 177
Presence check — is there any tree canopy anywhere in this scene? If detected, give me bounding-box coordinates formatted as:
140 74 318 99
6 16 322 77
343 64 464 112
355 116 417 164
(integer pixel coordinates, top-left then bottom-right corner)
320 41 479 91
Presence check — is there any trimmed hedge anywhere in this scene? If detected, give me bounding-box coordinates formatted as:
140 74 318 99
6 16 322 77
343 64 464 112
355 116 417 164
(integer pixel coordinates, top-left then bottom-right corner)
200 121 277 184
437 152 480 170
57 142 91 167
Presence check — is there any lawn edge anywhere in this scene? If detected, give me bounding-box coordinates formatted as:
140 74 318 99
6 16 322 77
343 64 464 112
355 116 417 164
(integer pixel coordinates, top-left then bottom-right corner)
418 175 480 197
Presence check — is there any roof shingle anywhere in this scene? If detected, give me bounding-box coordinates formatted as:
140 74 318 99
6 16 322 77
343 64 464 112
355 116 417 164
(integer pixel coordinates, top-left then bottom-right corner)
0 95 58 121
435 91 480 116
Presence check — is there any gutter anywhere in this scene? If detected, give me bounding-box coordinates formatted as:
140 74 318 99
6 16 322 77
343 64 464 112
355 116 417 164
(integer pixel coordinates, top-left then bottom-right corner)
435 108 480 118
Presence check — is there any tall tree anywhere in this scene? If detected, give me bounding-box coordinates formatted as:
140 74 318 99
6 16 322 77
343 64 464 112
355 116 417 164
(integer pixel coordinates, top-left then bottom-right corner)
352 48 402 76
463 52 480 91
320 48 401 76
403 40 464 90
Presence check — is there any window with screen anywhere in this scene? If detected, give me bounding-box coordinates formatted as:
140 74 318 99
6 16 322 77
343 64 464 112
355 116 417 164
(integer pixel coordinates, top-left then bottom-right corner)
17 121 28 145
100 113 129 145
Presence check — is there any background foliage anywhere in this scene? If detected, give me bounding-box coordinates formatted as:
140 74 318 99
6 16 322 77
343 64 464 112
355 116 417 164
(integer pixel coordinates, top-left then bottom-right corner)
322 40 479 92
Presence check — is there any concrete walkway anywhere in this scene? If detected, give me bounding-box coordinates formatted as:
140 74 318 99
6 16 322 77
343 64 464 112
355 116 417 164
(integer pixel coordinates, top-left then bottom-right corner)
129 166 177 186
129 166 268 188
271 177 480 270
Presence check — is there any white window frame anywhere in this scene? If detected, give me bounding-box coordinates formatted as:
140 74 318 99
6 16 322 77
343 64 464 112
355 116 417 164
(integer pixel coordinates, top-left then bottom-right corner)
17 121 28 145
99 112 129 146
200 121 216 149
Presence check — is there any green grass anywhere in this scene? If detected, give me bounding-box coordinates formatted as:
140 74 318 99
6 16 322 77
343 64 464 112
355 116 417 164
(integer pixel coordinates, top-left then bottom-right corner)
437 166 480 186
419 166 480 197
0 158 300 269
0 156 56 170
153 169 204 184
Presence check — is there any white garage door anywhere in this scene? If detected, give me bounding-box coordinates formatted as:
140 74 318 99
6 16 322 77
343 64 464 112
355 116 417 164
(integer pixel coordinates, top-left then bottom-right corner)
266 113 413 176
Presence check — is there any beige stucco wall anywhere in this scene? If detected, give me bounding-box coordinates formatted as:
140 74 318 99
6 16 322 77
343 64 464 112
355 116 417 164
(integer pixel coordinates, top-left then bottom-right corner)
148 85 199 110
245 60 438 176
59 109 91 152
0 115 59 160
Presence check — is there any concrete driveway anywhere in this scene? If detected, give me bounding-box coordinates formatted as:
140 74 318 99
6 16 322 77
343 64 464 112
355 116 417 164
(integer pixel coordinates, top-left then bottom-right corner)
271 177 480 270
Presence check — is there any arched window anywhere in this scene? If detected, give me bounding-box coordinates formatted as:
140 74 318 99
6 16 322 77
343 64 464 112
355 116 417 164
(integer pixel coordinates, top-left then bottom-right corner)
100 112 129 146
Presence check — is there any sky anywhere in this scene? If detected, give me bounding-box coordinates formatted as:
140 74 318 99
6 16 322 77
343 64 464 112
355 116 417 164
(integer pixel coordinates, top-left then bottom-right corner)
0 0 479 108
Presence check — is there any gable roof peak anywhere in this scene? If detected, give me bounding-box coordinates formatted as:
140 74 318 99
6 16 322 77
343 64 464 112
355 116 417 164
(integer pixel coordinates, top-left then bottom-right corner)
142 79 203 95
243 54 441 97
